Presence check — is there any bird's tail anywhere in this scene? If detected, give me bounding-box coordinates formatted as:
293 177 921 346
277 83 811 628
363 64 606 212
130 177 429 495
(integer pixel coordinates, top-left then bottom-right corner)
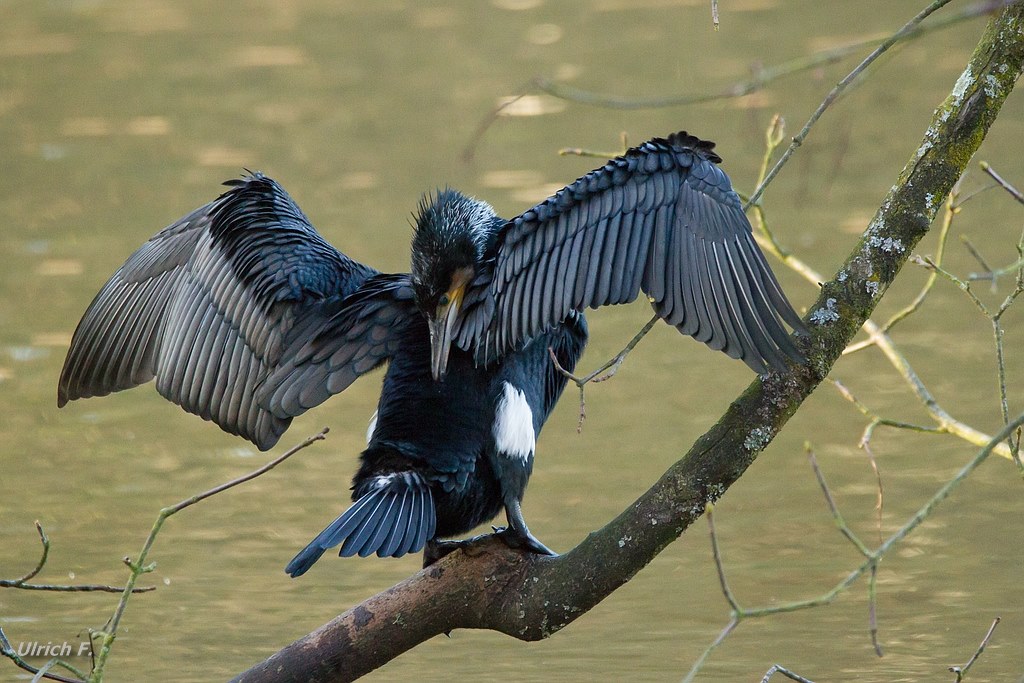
285 472 436 577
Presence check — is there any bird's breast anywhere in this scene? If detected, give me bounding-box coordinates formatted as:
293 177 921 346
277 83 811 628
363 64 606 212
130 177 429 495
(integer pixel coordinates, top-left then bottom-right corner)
371 324 495 468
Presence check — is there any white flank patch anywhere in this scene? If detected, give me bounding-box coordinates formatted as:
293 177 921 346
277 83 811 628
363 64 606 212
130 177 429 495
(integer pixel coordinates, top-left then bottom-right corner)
366 410 378 445
493 382 535 462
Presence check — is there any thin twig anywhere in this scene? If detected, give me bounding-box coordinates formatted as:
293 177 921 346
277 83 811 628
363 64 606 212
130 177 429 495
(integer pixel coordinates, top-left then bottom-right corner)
463 1 1007 161
687 418 1023 678
967 255 1024 283
0 627 85 683
540 1 999 112
961 234 996 276
558 131 629 160
87 428 329 682
858 424 885 545
913 248 1024 469
460 88 532 163
949 617 1000 681
548 314 659 432
746 0 957 209
807 446 872 558
980 161 1024 204
867 563 883 657
769 227 1015 461
707 503 741 611
11 521 47 583
0 522 154 594
761 665 816 683
746 115 790 258
680 617 737 683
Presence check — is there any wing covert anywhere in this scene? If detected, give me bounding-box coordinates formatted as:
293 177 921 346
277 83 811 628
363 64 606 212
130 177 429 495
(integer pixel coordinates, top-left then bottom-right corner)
258 273 418 420
455 131 805 373
58 173 376 450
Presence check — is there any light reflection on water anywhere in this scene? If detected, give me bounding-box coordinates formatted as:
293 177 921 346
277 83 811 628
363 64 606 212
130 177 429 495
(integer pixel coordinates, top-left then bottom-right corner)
1 1 1023 681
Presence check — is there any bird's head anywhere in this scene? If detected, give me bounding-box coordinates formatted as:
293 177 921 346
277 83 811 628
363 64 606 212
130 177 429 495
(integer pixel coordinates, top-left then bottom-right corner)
411 189 498 381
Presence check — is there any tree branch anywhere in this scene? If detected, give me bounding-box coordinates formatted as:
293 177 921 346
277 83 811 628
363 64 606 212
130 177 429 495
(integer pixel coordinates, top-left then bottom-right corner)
233 5 1024 681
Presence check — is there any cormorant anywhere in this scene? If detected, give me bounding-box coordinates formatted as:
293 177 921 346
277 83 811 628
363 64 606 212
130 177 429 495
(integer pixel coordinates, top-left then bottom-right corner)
57 131 805 576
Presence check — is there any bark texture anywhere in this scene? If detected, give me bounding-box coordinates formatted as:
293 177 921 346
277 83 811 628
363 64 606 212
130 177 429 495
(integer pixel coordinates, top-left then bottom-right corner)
233 6 1024 681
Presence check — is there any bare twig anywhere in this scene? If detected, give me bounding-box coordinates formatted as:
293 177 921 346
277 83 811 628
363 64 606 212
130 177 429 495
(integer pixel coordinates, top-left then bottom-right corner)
462 1 1009 162
9 521 47 583
686 415 1023 679
86 428 329 682
807 447 872 558
961 234 997 276
0 522 154 594
535 1 1002 112
745 115 790 259
980 161 1024 204
808 447 883 655
829 377 953 542
867 563 882 657
558 131 629 160
913 251 1024 470
0 627 85 683
460 89 532 163
680 504 739 683
548 314 659 431
949 617 1000 681
761 665 816 683
746 0 957 209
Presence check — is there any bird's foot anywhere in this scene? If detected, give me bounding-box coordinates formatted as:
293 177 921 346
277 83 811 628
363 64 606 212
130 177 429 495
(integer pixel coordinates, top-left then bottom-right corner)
495 526 557 557
421 527 556 567
422 534 495 567
501 498 558 556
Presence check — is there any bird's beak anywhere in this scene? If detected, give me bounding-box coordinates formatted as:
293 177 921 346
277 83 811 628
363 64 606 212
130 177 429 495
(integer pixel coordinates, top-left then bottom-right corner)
429 288 464 381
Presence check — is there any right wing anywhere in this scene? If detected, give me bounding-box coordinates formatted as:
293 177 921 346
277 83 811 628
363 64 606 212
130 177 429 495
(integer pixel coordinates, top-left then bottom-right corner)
58 173 376 450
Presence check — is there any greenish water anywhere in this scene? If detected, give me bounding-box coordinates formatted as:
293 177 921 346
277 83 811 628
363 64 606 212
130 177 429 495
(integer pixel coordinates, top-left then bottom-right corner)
2 1 1022 681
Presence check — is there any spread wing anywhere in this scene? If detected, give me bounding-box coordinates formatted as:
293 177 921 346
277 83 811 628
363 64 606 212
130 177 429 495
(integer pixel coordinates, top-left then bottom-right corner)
258 273 418 420
455 132 806 373
58 173 376 450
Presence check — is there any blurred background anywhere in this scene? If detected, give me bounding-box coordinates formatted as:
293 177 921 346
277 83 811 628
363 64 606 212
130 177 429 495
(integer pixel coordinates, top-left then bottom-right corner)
1 1 1022 680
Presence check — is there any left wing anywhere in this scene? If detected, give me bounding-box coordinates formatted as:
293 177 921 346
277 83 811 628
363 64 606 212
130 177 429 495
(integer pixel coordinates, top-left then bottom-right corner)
455 132 805 374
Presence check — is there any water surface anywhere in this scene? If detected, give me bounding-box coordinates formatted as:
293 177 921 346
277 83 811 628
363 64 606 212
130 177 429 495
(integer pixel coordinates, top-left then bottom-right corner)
1 1 1022 681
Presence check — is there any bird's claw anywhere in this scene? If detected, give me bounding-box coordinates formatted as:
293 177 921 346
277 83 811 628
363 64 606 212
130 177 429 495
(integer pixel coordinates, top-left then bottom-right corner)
422 533 494 567
422 527 556 567
495 526 557 556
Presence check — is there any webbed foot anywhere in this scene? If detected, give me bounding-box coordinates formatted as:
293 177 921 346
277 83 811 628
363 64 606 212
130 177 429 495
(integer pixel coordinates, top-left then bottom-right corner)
423 533 494 567
495 525 557 556
503 498 557 556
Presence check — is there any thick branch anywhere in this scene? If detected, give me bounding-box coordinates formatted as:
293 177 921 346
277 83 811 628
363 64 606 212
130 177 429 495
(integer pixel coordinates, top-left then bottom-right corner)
233 6 1024 682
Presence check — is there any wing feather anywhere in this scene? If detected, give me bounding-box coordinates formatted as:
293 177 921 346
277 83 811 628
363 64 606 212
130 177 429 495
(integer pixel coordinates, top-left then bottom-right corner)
258 273 417 419
590 214 616 307
457 132 805 372
58 173 376 449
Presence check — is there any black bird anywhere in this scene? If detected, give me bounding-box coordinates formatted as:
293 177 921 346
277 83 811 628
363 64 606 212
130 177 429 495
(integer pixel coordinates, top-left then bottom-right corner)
58 132 805 576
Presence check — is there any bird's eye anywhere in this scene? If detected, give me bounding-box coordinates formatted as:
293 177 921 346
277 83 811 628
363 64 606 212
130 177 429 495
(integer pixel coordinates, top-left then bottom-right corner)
439 294 450 307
